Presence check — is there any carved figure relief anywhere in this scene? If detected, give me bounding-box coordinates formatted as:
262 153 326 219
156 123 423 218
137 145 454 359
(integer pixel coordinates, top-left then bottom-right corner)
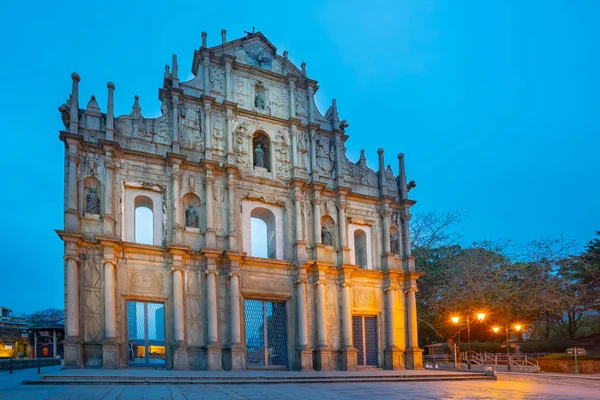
275 128 290 179
295 91 308 117
85 187 100 214
180 107 203 151
297 131 308 169
269 87 288 119
254 81 266 111
235 76 251 108
210 67 224 95
214 182 226 235
213 116 225 151
316 136 335 176
254 144 266 168
243 43 274 70
234 123 249 169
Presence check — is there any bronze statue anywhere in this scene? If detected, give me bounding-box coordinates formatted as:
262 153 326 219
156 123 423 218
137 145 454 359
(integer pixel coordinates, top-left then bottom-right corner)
185 204 198 228
85 187 100 214
390 234 399 255
322 226 333 246
254 144 266 168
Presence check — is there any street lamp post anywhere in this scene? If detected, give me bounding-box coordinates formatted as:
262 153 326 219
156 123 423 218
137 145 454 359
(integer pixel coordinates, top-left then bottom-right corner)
493 324 521 372
452 313 485 370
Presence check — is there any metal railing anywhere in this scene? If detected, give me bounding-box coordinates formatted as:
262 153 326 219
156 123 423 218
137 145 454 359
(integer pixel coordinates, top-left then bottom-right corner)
463 351 543 367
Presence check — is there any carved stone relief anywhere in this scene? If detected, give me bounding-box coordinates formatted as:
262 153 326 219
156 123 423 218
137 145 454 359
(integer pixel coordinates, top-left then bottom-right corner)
326 285 339 348
180 107 203 151
241 277 290 294
210 67 224 95
125 268 165 294
214 181 226 235
185 271 202 345
213 116 225 152
295 91 308 117
352 287 378 310
275 128 291 179
316 136 335 176
82 248 103 342
268 87 289 119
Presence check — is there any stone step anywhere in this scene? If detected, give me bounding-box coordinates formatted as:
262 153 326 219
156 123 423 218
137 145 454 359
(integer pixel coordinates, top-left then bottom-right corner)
24 373 493 385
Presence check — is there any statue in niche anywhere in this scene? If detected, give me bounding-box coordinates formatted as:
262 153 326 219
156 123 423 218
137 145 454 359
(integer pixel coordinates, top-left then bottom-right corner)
254 144 266 168
390 235 399 255
185 204 198 228
255 92 264 110
322 226 333 246
86 187 100 214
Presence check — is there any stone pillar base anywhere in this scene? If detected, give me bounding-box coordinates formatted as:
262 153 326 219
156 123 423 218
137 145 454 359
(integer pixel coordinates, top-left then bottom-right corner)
103 217 116 236
206 344 222 371
230 345 246 370
63 337 82 369
313 348 334 371
339 347 358 371
405 347 423 369
339 247 352 266
384 346 405 370
173 343 189 370
205 230 216 248
295 347 314 371
293 241 308 262
101 340 119 369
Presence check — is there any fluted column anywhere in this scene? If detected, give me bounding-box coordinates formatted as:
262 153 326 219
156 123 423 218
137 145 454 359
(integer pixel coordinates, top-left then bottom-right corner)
204 103 212 159
337 200 347 248
229 273 241 345
172 268 185 342
103 260 116 339
289 79 296 118
226 111 234 163
386 288 395 347
341 282 352 347
224 63 232 102
294 195 303 242
296 279 308 347
406 287 418 348
291 125 298 168
172 97 180 152
307 86 315 123
381 210 391 254
203 56 210 93
227 172 236 236
335 136 343 179
309 130 317 180
315 280 327 348
206 270 218 344
401 213 412 258
172 165 181 229
205 173 214 231
312 198 321 245
67 153 79 212
66 256 80 337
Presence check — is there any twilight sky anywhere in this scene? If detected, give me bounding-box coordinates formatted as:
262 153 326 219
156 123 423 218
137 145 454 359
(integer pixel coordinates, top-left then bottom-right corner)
1 0 598 313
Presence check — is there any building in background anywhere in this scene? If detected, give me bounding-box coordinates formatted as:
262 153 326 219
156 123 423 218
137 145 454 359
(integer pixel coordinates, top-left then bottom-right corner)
56 30 422 370
0 307 30 358
29 323 65 359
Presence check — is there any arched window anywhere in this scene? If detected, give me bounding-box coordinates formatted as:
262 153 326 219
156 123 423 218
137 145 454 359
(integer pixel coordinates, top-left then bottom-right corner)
321 215 336 247
250 207 276 258
252 132 271 172
134 196 154 245
354 229 367 268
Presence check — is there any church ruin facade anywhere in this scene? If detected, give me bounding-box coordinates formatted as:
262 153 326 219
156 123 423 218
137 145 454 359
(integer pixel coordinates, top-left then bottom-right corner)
56 30 422 371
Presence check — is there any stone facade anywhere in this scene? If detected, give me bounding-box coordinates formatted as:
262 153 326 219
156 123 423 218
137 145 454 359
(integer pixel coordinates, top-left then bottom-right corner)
56 30 423 371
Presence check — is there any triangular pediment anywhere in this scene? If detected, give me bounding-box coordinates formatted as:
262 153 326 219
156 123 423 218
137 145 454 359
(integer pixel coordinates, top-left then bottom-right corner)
212 32 304 78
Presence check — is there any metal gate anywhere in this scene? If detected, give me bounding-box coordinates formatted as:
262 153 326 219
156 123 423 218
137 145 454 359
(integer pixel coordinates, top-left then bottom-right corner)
127 301 166 366
244 300 288 368
352 315 378 366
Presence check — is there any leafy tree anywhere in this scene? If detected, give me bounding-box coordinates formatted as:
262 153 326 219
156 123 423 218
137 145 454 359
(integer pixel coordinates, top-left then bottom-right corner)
26 308 64 326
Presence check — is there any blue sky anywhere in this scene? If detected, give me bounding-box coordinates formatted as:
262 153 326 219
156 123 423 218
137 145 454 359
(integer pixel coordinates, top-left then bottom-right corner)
1 0 598 313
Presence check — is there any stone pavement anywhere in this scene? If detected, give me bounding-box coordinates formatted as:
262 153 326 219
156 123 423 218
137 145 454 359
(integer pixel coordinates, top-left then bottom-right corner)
2 366 600 399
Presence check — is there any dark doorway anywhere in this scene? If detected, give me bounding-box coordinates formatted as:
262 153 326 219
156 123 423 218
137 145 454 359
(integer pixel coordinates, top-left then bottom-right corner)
352 315 378 367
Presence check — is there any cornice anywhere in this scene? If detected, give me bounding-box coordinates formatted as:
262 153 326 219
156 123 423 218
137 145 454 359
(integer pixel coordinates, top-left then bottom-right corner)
55 230 86 244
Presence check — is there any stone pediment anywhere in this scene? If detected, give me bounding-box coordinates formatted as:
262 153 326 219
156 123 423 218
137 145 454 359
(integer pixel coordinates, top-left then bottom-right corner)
213 32 304 78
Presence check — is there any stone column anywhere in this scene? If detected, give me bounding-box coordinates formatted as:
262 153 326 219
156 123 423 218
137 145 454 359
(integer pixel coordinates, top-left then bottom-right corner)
294 195 303 243
205 171 215 247
66 256 80 338
313 278 332 370
172 164 182 243
341 283 352 348
224 62 232 102
404 286 423 369
309 130 318 180
69 73 80 133
105 82 115 141
67 153 79 212
203 56 210 94
381 210 391 254
290 125 298 169
337 200 347 248
334 136 343 180
227 170 237 250
229 273 241 345
172 269 185 343
307 86 315 123
295 278 312 371
103 260 116 339
383 285 404 370
204 103 212 159
206 270 218 345
226 110 234 164
312 198 321 246
289 78 296 118
103 156 115 235
401 213 412 258
102 258 118 368
172 97 180 153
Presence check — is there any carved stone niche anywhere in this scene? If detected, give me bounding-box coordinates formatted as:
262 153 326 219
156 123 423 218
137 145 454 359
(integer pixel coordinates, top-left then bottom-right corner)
83 176 102 219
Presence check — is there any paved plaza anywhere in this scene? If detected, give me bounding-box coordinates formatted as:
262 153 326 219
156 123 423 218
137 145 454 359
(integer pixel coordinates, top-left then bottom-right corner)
1 367 600 399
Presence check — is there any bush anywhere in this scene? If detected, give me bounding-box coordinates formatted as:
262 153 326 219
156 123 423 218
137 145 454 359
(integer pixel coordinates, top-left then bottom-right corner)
520 339 570 353
538 354 600 361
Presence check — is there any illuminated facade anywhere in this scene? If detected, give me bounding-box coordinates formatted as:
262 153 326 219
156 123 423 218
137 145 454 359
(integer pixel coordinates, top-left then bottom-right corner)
57 30 422 370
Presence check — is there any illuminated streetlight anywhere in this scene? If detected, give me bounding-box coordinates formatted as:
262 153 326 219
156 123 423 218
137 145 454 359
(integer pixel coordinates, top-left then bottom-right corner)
493 323 524 372
493 327 499 334
515 324 522 332
451 316 459 325
477 313 486 322
450 313 486 370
